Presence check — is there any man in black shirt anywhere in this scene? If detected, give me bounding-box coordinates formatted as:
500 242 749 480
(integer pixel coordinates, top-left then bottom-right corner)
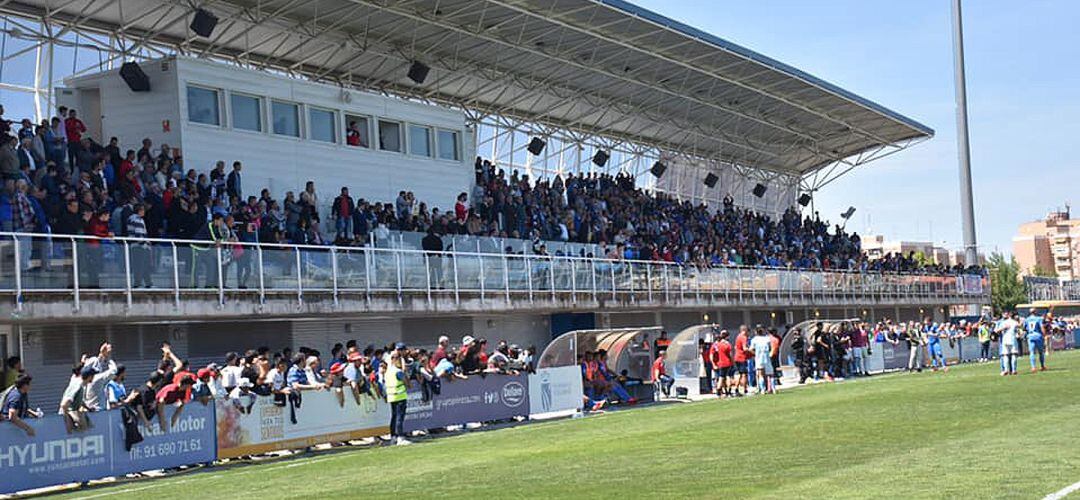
422 228 444 288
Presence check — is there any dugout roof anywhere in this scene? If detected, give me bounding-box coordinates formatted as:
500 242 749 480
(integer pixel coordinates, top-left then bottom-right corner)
2 0 933 177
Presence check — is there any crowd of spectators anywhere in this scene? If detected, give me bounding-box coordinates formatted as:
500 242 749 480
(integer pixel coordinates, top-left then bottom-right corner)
0 332 535 439
0 105 982 277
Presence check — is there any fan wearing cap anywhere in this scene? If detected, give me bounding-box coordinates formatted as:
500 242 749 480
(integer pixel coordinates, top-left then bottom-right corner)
190 368 215 405
344 351 373 404
155 374 196 431
59 364 98 433
457 336 483 374
328 361 347 408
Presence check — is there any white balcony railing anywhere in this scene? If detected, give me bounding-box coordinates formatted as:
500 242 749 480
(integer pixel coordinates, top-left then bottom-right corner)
0 232 989 312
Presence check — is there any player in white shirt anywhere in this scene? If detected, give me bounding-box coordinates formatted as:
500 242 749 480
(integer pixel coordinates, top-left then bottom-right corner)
994 312 1020 376
749 327 775 394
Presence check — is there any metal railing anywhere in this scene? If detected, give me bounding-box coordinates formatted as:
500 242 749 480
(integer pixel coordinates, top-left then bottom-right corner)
0 232 989 312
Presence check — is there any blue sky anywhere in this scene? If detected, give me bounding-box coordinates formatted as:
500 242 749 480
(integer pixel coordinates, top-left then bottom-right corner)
1 1 1076 256
634 0 1080 257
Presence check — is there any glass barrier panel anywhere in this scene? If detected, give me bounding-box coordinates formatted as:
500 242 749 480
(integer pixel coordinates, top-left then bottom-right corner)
298 246 334 291
398 251 427 291
505 254 529 291
530 256 553 292
479 254 505 292
219 242 258 291
19 235 73 291
551 257 574 291
70 238 127 290
453 253 482 292
259 246 300 291
422 251 451 291
335 247 369 291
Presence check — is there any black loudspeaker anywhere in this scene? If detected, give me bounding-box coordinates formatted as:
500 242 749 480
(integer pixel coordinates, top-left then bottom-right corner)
407 61 430 84
650 161 666 178
190 8 218 38
703 173 718 188
592 150 609 167
752 183 767 198
527 137 546 156
119 62 151 92
798 193 812 206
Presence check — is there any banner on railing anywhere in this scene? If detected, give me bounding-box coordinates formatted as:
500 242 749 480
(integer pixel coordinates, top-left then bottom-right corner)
528 366 583 416
216 389 388 459
404 373 529 432
958 275 985 295
0 402 216 494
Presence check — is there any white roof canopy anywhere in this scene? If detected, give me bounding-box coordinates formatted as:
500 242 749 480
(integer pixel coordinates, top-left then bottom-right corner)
2 0 932 178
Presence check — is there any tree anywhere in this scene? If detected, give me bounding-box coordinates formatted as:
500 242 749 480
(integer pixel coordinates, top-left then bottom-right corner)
1032 265 1057 278
988 252 1027 313
912 250 934 267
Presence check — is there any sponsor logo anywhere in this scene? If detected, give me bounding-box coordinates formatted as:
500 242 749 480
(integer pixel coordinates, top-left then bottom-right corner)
539 371 552 411
501 381 525 408
0 435 106 468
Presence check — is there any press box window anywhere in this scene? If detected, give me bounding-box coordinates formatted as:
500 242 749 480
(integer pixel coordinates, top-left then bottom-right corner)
379 120 402 152
187 86 220 126
308 107 337 143
230 94 262 132
272 100 300 137
408 124 432 157
437 129 460 161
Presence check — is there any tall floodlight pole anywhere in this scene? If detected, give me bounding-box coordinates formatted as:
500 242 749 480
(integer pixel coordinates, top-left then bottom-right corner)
952 0 978 265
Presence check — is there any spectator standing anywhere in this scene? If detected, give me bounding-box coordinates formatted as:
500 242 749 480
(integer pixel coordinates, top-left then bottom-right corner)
220 352 243 393
127 204 153 287
17 137 38 172
332 187 354 239
977 320 993 362
0 135 19 180
1 375 41 436
2 356 24 389
64 109 86 168
384 347 410 446
11 180 36 271
300 180 318 211
226 161 242 200
454 192 468 222
422 228 444 287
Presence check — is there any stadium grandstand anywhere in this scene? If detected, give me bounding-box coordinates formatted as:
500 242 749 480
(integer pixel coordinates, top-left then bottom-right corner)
0 0 993 495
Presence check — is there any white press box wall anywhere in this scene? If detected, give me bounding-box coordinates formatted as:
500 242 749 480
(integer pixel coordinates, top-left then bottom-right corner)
64 56 475 216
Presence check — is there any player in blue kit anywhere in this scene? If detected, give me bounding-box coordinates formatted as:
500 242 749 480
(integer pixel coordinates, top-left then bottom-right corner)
924 319 948 372
1023 308 1047 372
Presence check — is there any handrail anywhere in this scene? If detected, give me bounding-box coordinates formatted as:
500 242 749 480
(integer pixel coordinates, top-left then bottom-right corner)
0 231 989 314
0 231 984 278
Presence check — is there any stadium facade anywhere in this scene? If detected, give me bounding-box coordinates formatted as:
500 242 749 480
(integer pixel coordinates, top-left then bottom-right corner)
0 0 987 409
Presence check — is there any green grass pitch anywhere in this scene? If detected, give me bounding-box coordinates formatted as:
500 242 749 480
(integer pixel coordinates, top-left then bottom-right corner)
54 350 1080 499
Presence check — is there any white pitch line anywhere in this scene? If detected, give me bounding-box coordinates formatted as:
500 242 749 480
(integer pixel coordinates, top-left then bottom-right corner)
1045 480 1080 500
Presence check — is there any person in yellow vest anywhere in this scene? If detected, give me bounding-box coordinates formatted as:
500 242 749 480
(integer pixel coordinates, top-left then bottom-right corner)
384 343 411 446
